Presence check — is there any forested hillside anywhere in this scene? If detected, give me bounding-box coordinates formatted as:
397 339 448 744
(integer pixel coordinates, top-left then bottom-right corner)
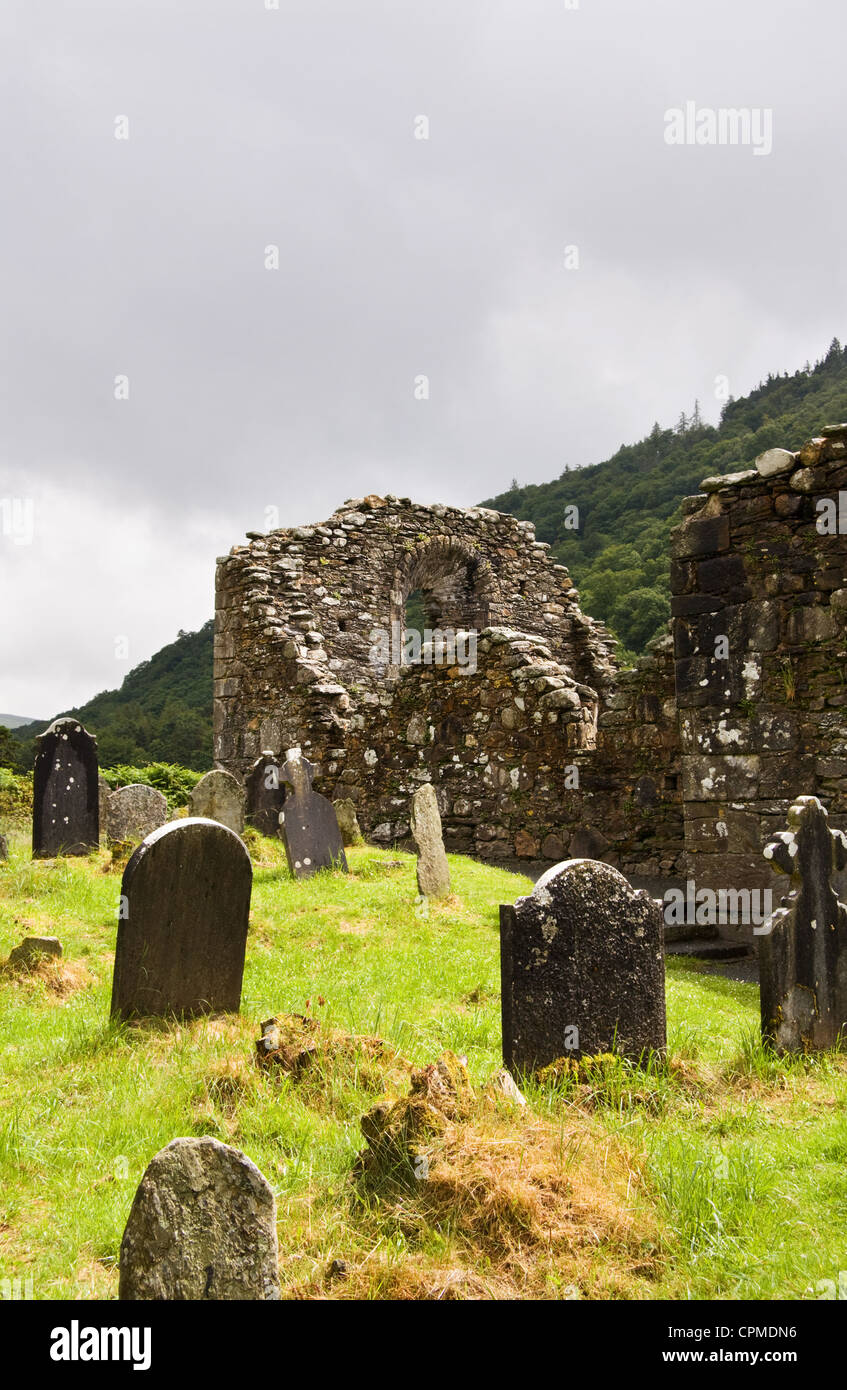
6 623 213 771
5 340 847 770
482 339 847 660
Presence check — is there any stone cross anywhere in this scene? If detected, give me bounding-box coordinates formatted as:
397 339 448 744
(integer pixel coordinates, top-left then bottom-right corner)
279 748 347 878
761 795 847 1052
32 717 99 858
245 752 284 837
410 783 450 897
110 818 252 1021
500 858 666 1073
119 1137 280 1300
188 769 246 837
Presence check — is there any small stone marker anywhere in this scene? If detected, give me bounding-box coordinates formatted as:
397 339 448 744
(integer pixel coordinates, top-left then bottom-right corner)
188 769 246 836
499 858 666 1073
98 776 111 844
333 797 363 847
118 1136 280 1300
0 832 7 862
279 748 347 878
110 818 252 1021
8 935 62 968
761 795 847 1052
32 717 99 857
410 783 450 897
245 751 284 836
106 784 168 844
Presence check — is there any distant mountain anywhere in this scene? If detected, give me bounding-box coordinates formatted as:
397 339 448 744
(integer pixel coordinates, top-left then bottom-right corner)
482 337 847 659
10 622 214 771
0 712 42 728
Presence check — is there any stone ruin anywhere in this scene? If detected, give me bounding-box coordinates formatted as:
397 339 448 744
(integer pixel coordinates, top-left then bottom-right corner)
214 425 847 908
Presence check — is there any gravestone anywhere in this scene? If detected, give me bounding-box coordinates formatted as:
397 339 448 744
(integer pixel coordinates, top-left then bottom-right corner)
279 749 347 878
245 752 283 837
761 795 847 1052
188 769 246 837
119 1136 279 1300
32 718 99 857
98 776 111 845
110 818 252 1021
0 832 7 862
410 783 450 897
333 797 363 847
8 935 62 967
106 784 168 844
499 858 666 1073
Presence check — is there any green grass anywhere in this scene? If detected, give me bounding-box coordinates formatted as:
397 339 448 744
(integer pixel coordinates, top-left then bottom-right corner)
1 820 845 1301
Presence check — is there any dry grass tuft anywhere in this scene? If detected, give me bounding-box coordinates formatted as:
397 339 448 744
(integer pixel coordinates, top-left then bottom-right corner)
200 1055 257 1115
255 1013 412 1099
346 1050 662 1299
1 954 92 999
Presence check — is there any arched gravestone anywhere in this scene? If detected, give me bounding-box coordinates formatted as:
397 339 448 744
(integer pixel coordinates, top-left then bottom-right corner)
32 717 99 857
761 795 847 1052
119 1137 279 1300
110 819 252 1021
245 752 283 836
106 784 168 844
499 859 666 1073
279 749 347 879
188 769 246 837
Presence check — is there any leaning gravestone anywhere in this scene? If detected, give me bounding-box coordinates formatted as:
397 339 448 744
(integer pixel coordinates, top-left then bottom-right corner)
761 795 847 1052
410 783 450 897
119 1136 280 1300
279 749 347 878
188 769 246 837
333 797 363 847
32 717 99 857
499 859 666 1073
245 752 283 836
106 784 168 844
110 818 251 1020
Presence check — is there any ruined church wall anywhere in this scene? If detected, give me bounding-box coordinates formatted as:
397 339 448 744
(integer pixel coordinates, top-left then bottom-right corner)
671 427 847 890
213 492 687 875
213 494 617 774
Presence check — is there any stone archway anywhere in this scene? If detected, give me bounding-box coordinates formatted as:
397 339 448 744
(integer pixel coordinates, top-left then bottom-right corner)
389 538 494 647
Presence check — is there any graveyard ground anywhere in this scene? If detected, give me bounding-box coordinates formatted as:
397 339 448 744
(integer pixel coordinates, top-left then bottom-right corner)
0 823 846 1301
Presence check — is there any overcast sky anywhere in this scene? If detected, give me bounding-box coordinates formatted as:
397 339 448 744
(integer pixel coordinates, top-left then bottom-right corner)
2 0 845 718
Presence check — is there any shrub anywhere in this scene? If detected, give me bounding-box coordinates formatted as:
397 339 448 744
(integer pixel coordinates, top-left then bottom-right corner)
100 762 204 810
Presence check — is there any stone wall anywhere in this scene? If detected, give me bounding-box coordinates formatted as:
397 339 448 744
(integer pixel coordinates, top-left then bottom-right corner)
214 495 618 778
671 426 847 890
214 497 621 851
214 427 847 891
